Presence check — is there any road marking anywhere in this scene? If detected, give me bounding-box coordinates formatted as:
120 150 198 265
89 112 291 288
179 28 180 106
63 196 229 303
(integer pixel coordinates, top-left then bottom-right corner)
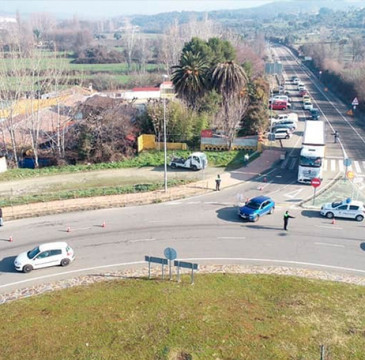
314 242 345 248
338 160 344 172
284 188 303 199
331 159 336 172
148 220 165 223
323 159 327 171
3 257 365 291
182 258 365 275
186 201 200 204
127 238 156 243
317 225 343 230
354 161 361 174
217 237 246 240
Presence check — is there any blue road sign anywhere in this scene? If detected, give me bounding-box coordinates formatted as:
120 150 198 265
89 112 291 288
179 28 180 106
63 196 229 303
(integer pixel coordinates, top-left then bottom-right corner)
174 261 198 270
164 247 177 261
145 256 168 265
343 158 352 167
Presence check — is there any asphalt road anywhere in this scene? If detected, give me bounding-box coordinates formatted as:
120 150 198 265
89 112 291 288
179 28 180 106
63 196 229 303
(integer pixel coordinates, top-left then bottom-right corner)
0 45 365 296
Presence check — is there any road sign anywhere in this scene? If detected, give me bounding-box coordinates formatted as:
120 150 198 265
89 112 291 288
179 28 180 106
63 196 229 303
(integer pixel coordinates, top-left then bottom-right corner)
346 171 354 180
164 247 177 261
268 133 276 141
311 178 321 188
343 158 352 167
352 97 359 106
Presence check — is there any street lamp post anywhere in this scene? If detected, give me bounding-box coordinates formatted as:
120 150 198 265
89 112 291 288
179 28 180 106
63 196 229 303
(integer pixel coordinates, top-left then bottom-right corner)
162 75 169 193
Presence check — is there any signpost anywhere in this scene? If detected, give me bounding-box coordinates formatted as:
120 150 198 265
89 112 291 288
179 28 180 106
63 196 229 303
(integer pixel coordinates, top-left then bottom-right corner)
145 256 168 279
352 97 359 110
164 247 177 280
174 260 198 284
311 177 321 205
343 158 352 179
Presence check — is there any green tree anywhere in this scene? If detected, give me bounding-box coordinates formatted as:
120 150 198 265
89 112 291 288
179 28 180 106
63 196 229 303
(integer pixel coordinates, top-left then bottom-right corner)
171 51 209 108
211 61 249 149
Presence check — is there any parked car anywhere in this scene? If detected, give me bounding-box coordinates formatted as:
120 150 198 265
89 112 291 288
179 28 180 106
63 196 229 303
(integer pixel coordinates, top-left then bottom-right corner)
169 152 207 171
303 101 313 111
272 128 292 139
297 82 305 90
271 100 290 110
310 108 320 120
274 120 297 130
293 77 300 84
302 95 311 103
14 242 75 273
320 199 365 222
269 95 292 104
238 196 275 222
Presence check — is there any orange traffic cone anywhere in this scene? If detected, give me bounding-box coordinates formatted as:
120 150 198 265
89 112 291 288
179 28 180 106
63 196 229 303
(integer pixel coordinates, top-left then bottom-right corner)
331 219 336 225
66 226 71 232
101 221 106 228
9 235 13 242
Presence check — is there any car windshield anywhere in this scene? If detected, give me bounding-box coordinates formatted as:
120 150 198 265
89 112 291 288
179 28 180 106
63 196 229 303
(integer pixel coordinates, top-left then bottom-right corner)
299 156 322 167
331 201 343 208
27 246 40 259
246 201 261 210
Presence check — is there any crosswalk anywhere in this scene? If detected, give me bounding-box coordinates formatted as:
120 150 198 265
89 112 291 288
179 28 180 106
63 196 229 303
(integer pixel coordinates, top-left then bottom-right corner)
281 157 365 175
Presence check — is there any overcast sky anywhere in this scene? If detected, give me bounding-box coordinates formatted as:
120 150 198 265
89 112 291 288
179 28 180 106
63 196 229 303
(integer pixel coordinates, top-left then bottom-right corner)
1 0 283 18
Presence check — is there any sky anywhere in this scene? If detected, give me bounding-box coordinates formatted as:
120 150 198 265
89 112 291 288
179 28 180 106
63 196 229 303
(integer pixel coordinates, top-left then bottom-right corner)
1 0 281 18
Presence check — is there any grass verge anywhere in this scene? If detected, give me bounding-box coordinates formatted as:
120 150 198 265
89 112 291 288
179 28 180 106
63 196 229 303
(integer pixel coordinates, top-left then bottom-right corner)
0 150 253 182
0 274 364 359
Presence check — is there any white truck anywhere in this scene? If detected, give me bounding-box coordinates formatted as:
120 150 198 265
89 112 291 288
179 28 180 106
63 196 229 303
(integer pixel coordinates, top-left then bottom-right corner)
169 152 208 171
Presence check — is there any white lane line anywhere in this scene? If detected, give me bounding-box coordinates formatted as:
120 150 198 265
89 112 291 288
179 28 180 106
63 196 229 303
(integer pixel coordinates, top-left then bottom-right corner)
323 159 328 171
354 161 361 174
317 225 343 230
338 160 344 172
217 237 246 240
127 238 156 243
331 159 336 172
315 242 345 248
149 220 165 223
166 202 181 205
182 258 365 274
3 257 365 291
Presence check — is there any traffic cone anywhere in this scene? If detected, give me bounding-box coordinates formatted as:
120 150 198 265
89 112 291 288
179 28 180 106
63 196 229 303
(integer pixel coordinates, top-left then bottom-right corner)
8 235 13 242
331 219 336 225
101 221 106 228
66 226 71 232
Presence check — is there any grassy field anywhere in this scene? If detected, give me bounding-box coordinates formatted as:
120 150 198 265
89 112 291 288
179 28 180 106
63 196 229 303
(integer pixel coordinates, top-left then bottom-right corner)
0 274 364 359
0 150 254 207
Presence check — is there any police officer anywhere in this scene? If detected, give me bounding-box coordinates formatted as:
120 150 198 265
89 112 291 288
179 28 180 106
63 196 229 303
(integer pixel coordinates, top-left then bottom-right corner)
283 210 295 231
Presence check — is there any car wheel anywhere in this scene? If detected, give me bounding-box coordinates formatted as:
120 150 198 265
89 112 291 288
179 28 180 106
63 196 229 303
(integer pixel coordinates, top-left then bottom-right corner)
269 207 274 215
355 215 364 222
253 215 259 222
285 135 289 139
326 212 334 219
170 163 177 169
61 258 70 267
23 264 33 273
191 165 198 171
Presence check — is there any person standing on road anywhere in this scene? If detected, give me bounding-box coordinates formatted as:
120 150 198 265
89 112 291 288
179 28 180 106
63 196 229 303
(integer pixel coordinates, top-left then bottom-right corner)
0 207 3 227
283 210 295 231
215 174 221 191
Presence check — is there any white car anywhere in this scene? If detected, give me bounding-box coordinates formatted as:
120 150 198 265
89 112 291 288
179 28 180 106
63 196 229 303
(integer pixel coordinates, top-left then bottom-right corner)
272 128 291 140
14 242 75 273
303 101 313 110
320 199 365 222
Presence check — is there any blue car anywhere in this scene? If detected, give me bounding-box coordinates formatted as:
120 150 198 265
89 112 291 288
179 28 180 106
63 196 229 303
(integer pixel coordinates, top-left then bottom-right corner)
238 196 275 222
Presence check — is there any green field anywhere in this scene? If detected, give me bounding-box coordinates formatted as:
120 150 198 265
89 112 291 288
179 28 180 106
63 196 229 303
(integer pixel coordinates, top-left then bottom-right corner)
1 274 364 359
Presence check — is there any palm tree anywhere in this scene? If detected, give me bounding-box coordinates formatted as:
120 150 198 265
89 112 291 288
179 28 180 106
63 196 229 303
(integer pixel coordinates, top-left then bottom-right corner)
211 61 249 149
171 51 209 108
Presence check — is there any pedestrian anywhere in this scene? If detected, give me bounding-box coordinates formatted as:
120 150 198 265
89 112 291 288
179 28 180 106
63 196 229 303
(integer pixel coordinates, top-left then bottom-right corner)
215 174 221 191
333 130 339 143
0 207 3 227
283 210 295 231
